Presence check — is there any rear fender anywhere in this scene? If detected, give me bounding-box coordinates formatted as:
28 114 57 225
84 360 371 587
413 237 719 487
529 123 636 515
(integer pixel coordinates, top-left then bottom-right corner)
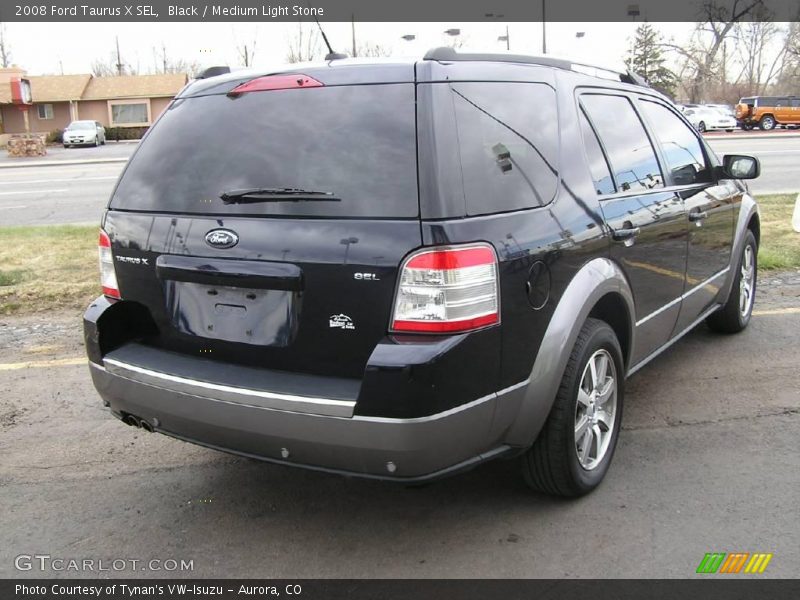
718 192 759 305
503 258 635 447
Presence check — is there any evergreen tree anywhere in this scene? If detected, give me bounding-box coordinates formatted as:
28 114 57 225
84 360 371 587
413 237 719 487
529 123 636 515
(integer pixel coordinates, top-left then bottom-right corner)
625 23 677 99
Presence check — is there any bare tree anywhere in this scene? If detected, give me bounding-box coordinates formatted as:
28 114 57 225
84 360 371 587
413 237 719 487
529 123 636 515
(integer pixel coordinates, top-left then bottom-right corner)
285 23 321 64
234 27 258 67
153 42 200 76
733 6 787 94
0 23 11 68
355 42 391 58
775 19 800 93
91 57 118 77
92 36 130 76
664 0 764 101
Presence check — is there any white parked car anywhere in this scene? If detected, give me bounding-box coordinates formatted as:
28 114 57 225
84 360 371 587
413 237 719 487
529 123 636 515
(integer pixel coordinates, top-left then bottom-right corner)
683 108 736 133
704 103 735 117
63 120 106 147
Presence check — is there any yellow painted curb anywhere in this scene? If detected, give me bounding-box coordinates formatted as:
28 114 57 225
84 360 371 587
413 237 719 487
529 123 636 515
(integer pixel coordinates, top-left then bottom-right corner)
751 307 800 316
0 357 87 371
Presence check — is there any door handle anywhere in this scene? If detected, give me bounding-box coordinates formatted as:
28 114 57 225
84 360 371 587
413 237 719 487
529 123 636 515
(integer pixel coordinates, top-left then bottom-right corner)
612 227 641 242
688 210 708 222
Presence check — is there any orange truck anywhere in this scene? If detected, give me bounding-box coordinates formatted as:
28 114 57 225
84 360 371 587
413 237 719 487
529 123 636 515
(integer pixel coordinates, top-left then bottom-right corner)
736 96 800 130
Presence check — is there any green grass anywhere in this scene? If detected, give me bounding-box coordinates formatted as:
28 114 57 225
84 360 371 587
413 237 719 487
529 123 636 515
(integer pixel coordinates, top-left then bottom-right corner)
756 194 800 271
0 195 797 316
0 269 29 286
0 224 97 315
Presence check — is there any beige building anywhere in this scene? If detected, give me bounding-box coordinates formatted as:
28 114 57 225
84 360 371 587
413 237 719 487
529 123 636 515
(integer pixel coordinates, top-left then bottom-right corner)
0 67 187 139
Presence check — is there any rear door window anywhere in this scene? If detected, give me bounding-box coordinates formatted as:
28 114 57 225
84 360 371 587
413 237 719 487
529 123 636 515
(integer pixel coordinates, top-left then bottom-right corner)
578 108 615 195
110 84 418 218
638 100 711 186
580 94 663 193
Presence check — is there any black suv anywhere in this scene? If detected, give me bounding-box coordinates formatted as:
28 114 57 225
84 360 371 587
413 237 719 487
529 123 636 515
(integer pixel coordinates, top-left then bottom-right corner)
84 48 761 496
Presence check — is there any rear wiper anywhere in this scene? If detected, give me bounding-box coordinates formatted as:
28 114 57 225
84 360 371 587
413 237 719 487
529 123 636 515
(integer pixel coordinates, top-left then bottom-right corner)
220 187 340 204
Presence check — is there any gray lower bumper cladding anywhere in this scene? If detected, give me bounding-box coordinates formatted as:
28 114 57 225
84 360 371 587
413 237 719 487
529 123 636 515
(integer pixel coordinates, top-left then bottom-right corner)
88 359 527 482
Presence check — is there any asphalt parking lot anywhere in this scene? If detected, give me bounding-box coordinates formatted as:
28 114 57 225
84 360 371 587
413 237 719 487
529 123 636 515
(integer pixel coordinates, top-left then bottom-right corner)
1 272 798 579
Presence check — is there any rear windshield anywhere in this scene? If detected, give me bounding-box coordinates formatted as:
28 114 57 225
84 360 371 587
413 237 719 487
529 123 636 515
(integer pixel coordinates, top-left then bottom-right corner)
110 84 419 218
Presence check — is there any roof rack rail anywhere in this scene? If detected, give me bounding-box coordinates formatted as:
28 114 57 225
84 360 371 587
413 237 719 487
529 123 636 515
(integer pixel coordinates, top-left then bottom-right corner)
422 47 649 88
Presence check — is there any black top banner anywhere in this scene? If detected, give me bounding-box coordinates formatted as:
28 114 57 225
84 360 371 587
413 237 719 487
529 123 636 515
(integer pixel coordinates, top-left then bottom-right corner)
0 0 798 22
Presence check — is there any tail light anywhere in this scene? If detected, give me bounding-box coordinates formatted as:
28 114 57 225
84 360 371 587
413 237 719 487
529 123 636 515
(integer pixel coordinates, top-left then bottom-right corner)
391 244 500 333
98 229 120 299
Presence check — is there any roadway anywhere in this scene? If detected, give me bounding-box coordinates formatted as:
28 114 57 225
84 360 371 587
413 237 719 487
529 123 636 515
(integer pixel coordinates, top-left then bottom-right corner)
0 134 797 227
705 134 800 195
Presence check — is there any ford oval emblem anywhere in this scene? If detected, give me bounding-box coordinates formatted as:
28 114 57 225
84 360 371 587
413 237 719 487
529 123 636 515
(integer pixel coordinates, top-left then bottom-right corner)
205 229 239 249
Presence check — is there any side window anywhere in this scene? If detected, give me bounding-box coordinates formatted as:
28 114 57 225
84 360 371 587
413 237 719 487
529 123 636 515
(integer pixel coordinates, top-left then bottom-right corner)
581 94 663 193
639 100 711 186
791 99 800 108
448 82 559 214
578 108 615 195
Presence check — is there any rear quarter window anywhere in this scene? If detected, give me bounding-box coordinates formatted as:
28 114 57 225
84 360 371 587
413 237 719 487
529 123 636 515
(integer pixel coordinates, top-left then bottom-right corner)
422 81 560 217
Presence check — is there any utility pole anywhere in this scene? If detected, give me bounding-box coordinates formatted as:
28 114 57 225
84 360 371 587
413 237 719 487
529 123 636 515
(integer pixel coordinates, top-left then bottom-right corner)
351 15 357 57
542 0 547 54
115 36 124 76
504 25 510 50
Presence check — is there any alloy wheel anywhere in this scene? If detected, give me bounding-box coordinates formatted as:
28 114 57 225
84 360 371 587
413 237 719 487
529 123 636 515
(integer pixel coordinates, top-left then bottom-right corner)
739 243 755 318
574 349 618 471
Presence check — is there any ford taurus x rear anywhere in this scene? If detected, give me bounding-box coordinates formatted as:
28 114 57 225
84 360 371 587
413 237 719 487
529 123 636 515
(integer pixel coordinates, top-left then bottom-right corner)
85 52 761 495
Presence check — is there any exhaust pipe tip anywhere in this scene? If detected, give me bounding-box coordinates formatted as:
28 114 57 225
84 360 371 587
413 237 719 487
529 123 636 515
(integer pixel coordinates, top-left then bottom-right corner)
140 420 154 433
122 414 140 428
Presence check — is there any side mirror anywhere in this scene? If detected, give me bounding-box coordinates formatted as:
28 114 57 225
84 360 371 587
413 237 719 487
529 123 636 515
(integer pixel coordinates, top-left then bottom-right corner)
722 154 760 179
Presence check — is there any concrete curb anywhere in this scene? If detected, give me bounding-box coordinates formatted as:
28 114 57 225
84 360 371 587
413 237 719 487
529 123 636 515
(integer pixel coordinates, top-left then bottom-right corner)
704 132 800 141
793 193 800 233
0 157 128 169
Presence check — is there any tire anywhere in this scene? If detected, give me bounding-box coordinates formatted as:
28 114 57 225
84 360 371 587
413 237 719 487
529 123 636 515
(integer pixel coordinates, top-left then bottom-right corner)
726 129 734 132
743 123 754 131
759 115 776 130
94 136 100 147
522 318 624 497
706 230 757 333
698 121 706 133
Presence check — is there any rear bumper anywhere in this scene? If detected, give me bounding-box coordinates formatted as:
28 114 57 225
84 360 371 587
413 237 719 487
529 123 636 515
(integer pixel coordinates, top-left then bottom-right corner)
88 360 525 481
84 295 528 481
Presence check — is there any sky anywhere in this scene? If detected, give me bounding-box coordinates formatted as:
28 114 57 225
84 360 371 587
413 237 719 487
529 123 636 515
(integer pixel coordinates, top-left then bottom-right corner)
1 21 698 76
